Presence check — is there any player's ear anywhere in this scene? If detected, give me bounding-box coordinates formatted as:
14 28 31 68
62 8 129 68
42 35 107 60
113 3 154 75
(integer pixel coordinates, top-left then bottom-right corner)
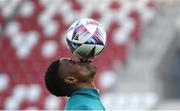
64 76 78 85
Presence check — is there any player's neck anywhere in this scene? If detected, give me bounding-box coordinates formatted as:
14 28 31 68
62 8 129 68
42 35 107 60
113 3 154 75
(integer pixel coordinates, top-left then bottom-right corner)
78 81 96 90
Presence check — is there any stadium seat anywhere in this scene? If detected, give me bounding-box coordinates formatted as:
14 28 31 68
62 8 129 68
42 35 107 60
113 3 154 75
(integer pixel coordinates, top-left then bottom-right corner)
4 96 20 110
99 70 117 91
0 73 9 92
19 1 35 17
44 95 61 110
26 84 42 103
109 0 121 10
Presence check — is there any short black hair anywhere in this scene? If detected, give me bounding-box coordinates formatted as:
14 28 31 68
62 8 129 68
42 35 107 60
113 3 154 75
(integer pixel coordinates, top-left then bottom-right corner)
44 60 63 96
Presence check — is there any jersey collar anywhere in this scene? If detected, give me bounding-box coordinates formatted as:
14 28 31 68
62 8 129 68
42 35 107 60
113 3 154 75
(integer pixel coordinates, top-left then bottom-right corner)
71 88 100 99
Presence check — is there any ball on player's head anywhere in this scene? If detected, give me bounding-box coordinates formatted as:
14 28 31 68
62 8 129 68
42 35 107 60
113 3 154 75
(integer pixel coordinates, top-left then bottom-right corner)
66 18 106 60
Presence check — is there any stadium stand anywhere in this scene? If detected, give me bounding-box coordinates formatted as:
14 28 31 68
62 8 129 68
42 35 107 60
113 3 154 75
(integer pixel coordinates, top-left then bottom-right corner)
0 0 156 109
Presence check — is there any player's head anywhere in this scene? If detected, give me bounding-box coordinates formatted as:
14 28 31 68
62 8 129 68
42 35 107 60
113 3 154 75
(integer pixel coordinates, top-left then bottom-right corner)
44 58 96 97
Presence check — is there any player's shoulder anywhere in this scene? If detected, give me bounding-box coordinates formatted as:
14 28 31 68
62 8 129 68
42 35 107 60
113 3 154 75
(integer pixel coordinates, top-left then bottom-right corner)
68 94 98 107
65 96 92 110
70 94 93 103
65 95 105 110
71 104 92 110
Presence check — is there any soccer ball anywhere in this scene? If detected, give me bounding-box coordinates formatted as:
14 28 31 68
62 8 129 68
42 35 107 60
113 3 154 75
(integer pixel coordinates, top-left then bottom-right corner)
66 18 106 60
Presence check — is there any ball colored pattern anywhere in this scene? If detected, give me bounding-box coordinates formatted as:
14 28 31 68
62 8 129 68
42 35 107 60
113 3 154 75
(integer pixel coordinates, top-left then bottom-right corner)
66 19 106 59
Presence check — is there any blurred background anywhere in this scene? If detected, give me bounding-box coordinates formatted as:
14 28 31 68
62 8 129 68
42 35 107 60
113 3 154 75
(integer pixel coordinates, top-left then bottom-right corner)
0 0 180 110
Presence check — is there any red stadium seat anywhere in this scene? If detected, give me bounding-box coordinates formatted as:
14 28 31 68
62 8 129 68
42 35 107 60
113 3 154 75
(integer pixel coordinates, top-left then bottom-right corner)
109 1 121 10
68 0 82 11
0 16 5 24
147 0 156 8
115 44 129 63
90 11 101 20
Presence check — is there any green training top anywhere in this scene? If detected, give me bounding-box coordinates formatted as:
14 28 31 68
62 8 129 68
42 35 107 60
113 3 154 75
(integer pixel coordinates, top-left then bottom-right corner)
64 88 105 110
